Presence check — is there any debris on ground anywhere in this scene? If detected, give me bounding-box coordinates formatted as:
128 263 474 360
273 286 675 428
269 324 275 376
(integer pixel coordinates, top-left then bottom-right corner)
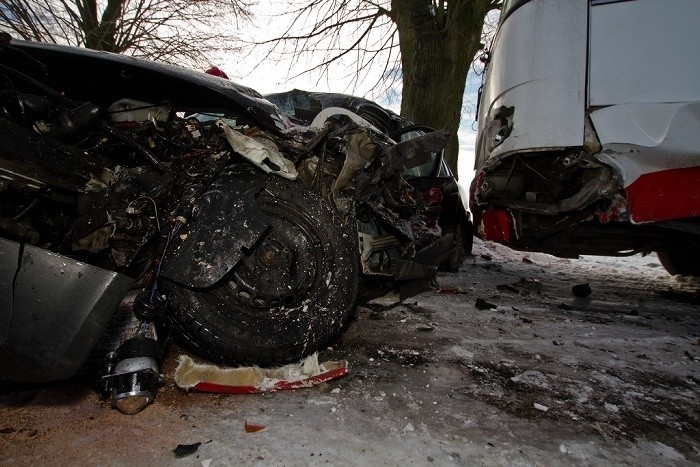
369 311 384 320
475 298 497 310
244 421 266 433
533 403 549 412
174 353 348 394
497 284 520 294
173 442 202 458
1 239 698 465
572 283 593 297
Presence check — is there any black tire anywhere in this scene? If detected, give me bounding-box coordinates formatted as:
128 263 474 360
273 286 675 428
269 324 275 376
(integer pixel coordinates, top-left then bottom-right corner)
441 218 471 272
168 176 358 366
657 251 700 276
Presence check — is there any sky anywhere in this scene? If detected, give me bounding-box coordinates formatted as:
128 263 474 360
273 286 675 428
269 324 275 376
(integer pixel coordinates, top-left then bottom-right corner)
209 2 494 182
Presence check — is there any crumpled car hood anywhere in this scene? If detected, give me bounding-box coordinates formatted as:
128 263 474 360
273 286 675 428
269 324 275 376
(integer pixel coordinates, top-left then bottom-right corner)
8 41 295 135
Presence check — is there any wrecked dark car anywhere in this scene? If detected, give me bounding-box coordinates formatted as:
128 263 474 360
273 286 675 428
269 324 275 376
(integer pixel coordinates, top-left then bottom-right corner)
266 89 473 273
0 39 459 411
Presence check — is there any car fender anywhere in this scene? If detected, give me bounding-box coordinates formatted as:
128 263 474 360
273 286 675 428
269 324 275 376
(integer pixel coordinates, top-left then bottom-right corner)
161 165 270 288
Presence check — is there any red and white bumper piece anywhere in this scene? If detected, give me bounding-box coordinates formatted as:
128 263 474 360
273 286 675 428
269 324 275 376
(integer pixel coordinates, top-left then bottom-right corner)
174 353 348 394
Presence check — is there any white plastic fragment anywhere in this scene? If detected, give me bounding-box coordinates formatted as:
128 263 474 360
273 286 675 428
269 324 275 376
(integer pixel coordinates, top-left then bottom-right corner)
174 353 347 393
108 98 171 123
217 120 297 180
604 403 619 413
534 403 549 412
309 107 382 133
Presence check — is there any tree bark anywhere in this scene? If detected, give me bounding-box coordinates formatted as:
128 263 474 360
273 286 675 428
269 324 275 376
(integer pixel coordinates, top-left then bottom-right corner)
78 0 123 51
392 0 492 177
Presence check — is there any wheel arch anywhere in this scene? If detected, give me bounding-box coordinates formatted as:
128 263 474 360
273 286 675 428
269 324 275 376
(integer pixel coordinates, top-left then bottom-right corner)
161 165 272 289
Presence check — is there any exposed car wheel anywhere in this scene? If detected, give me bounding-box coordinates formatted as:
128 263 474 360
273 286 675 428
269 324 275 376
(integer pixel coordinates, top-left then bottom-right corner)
441 218 471 272
169 176 358 366
657 251 700 276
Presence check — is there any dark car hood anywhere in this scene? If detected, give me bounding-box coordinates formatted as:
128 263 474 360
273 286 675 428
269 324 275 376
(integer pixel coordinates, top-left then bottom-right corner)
6 40 293 134
265 89 409 134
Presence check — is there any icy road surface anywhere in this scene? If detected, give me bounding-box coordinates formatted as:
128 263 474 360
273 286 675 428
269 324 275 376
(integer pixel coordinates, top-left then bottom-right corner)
1 239 699 465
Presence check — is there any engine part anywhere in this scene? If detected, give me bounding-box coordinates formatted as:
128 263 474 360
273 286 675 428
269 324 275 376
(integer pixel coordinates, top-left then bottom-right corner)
133 289 168 321
33 102 100 139
107 336 161 414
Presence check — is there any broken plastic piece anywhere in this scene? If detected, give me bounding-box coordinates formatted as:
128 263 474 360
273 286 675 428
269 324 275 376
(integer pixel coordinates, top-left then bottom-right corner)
477 209 513 243
308 106 382 132
205 66 229 79
533 403 549 412
217 120 297 180
174 353 348 394
173 442 201 458
475 298 497 310
244 421 265 433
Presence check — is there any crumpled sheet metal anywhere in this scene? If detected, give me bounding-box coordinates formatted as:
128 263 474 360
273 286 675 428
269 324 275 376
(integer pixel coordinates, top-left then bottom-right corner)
174 353 348 394
309 106 383 133
388 129 449 169
332 128 379 201
217 120 297 180
330 126 414 210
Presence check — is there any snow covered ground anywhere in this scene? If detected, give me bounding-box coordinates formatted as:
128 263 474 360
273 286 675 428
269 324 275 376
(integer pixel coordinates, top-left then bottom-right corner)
1 239 698 465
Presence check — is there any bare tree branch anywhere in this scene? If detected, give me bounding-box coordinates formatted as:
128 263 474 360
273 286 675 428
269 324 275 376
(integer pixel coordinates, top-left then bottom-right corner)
0 0 253 68
252 0 500 175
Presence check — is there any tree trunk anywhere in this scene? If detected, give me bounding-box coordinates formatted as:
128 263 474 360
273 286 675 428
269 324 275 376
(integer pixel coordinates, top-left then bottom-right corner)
78 0 123 52
392 0 492 178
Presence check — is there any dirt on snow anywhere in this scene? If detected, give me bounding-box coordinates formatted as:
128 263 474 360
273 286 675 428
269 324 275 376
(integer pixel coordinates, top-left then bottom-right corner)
1 239 699 465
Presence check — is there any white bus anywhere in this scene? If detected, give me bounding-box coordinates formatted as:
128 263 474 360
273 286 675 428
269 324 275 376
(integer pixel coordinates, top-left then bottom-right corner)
471 0 700 275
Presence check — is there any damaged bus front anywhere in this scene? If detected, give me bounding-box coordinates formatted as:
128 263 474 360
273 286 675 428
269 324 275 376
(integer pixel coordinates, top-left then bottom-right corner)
471 0 700 275
0 38 450 411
